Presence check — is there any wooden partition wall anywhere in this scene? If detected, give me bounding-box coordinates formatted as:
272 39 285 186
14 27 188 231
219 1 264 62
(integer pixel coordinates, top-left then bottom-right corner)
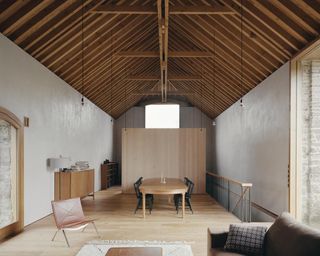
122 128 206 193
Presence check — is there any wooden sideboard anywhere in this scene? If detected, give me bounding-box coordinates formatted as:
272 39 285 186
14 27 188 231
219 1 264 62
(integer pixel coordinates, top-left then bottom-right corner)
54 169 94 201
101 162 119 189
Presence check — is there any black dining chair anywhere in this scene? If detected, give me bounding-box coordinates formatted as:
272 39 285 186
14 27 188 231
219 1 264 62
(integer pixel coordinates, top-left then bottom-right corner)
174 178 194 214
175 177 190 202
133 178 153 214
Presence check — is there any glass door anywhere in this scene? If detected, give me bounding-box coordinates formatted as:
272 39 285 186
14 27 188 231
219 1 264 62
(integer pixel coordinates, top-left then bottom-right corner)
0 107 23 240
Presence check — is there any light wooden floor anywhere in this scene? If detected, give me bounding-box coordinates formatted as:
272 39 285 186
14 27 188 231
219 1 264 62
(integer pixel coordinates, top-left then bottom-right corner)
0 188 239 256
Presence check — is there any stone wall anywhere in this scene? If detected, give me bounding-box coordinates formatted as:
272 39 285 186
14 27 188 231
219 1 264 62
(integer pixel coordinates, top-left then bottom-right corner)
301 60 320 228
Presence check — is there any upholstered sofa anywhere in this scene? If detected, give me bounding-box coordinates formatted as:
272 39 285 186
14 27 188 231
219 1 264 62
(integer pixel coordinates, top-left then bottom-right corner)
207 212 320 256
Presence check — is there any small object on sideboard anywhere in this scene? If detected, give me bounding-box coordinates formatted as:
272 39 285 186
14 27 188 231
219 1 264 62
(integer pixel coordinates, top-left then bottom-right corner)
101 162 119 190
75 161 89 170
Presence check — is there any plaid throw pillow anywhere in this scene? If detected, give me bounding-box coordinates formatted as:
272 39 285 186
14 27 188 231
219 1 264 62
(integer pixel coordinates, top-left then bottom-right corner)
224 224 267 256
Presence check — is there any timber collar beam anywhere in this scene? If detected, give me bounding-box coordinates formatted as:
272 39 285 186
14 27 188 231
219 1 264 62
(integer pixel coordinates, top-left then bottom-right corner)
132 91 194 96
115 51 214 58
125 75 203 81
92 4 235 15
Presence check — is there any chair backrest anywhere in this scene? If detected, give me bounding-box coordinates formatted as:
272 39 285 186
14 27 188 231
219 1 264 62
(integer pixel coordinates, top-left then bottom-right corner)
184 177 189 186
134 181 142 198
51 197 85 229
186 179 194 198
136 177 143 184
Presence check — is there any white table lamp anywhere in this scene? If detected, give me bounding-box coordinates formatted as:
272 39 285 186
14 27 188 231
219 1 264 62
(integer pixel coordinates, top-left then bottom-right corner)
49 157 70 171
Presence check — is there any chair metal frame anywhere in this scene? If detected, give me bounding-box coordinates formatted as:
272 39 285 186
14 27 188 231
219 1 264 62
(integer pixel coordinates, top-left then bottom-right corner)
51 197 100 247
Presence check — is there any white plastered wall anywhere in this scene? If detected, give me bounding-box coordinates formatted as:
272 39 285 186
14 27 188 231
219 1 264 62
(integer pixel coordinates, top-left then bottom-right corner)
0 33 114 225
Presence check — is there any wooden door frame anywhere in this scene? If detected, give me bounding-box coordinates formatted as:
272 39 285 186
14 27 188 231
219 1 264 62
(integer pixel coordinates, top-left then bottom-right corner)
0 106 24 241
289 60 301 219
289 39 320 220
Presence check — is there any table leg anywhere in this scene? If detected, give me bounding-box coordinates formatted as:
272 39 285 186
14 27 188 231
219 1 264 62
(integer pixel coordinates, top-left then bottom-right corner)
142 192 146 219
182 192 185 219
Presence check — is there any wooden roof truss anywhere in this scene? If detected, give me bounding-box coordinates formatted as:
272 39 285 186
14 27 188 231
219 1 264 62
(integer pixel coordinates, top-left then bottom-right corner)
0 0 319 118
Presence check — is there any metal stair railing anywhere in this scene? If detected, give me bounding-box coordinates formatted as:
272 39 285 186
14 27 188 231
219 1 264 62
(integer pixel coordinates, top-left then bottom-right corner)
206 171 252 222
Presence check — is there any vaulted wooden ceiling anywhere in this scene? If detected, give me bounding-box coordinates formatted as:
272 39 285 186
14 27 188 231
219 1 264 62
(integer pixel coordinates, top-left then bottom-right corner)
1 0 320 119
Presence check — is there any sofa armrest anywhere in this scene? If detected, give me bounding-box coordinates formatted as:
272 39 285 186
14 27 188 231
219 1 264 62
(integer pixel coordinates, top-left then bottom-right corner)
207 228 229 256
211 231 229 248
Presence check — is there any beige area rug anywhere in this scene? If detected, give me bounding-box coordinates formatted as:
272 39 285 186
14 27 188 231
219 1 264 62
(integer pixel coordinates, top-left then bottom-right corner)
76 240 193 256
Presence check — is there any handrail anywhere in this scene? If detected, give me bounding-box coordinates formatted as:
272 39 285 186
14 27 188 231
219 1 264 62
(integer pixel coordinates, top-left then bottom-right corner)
206 171 278 221
206 171 252 187
206 171 252 222
251 202 278 219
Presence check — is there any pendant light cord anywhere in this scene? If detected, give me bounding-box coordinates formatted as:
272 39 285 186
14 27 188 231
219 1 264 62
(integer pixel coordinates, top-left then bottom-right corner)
108 30 112 116
213 29 216 117
111 28 114 116
240 0 244 105
125 69 127 131
81 0 84 105
201 64 203 131
193 86 195 128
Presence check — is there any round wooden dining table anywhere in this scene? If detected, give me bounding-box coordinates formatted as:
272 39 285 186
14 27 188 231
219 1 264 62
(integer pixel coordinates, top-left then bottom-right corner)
139 178 188 219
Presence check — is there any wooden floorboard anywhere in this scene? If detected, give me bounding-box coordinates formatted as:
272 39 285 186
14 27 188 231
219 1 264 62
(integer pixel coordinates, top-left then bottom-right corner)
0 187 240 256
